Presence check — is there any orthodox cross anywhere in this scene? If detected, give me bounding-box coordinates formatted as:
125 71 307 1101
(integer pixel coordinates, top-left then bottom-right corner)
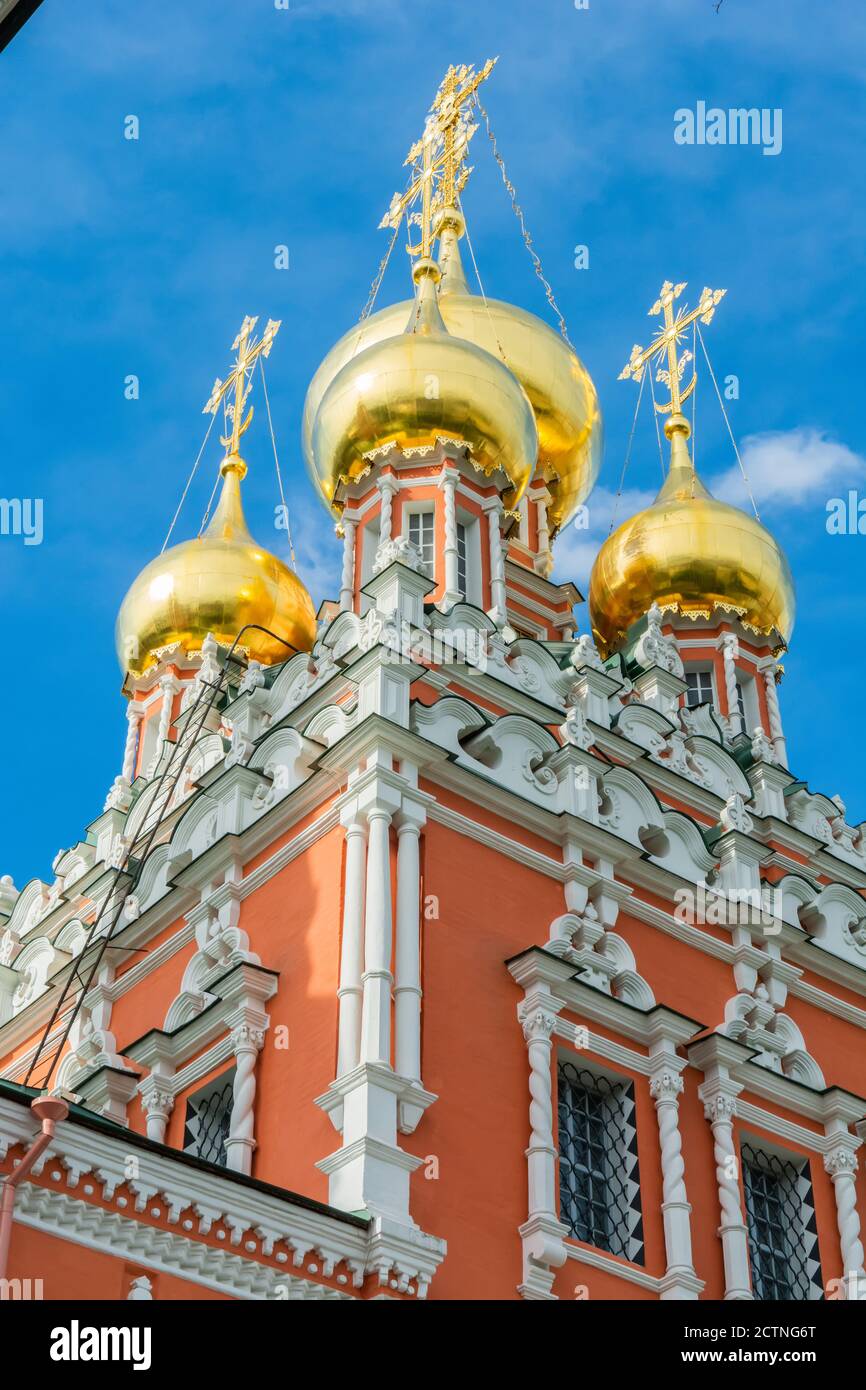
619 280 726 414
379 58 497 261
203 315 281 456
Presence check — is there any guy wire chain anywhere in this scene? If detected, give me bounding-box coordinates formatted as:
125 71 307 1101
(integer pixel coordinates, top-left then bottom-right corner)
475 95 573 349
609 365 647 535
697 322 760 520
161 408 218 553
259 356 297 569
360 220 400 323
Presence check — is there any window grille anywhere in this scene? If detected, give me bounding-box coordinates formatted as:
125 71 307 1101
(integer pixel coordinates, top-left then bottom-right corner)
741 1143 823 1300
456 521 468 598
685 669 714 708
183 1075 234 1168
408 511 435 577
557 1062 644 1264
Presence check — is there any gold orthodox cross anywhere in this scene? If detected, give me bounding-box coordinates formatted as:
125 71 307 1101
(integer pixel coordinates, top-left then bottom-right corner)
203 315 281 457
619 281 726 414
379 58 497 261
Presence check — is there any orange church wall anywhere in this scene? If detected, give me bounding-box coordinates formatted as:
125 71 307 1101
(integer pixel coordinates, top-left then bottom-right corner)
401 815 564 1298
6 1223 232 1301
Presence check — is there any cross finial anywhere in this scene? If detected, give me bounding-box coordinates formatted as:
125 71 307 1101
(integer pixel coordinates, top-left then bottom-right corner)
619 280 726 417
379 58 498 263
203 316 281 463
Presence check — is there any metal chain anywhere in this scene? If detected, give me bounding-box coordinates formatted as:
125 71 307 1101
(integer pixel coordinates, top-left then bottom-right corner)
359 221 399 323
475 96 572 348
697 323 760 520
161 409 218 552
259 357 297 568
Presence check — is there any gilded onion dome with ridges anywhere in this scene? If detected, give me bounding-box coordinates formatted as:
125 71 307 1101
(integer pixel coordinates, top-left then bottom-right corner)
303 216 600 531
588 415 795 657
309 256 538 514
116 453 317 676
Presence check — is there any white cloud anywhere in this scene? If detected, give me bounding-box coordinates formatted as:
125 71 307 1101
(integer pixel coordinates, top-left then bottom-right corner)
711 428 866 509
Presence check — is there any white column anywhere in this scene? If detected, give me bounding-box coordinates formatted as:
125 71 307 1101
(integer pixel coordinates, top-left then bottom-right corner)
701 1090 753 1299
534 487 552 576
225 1023 265 1175
720 633 741 737
122 703 144 782
825 1147 866 1298
438 466 460 608
759 657 788 766
147 674 178 777
360 806 394 1066
650 1066 700 1298
394 815 423 1083
484 497 507 624
337 815 367 1076
517 995 568 1300
141 1084 174 1145
378 477 396 546
339 518 357 612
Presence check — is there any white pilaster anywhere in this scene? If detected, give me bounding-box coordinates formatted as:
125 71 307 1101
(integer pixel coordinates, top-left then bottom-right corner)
225 1022 266 1175
516 992 569 1300
394 810 423 1086
758 656 788 767
483 496 507 625
141 1083 174 1145
824 1144 866 1297
719 632 742 738
648 1053 701 1299
337 813 367 1077
360 806 394 1067
122 702 144 782
438 465 461 609
339 518 357 612
147 674 179 777
691 1036 753 1299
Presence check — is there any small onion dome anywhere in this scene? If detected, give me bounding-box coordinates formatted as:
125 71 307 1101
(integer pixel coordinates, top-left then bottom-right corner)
309 255 538 514
303 218 598 531
115 454 317 676
588 414 795 658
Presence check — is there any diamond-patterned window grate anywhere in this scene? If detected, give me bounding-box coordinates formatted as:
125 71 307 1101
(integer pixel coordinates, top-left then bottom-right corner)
557 1062 644 1265
742 1143 823 1300
183 1077 234 1168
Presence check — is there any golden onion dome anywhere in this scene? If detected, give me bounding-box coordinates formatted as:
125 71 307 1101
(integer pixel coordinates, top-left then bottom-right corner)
303 217 601 533
116 454 317 676
310 257 538 513
588 416 795 658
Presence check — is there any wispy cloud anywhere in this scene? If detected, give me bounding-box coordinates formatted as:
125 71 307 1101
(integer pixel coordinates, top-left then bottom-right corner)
711 428 866 508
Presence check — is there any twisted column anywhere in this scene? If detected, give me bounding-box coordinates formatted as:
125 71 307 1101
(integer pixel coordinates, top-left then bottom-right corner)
521 1006 558 1216
147 675 178 777
439 467 460 605
760 659 788 765
825 1148 866 1297
225 1023 266 1174
484 498 507 623
122 703 144 782
360 806 394 1066
650 1068 699 1296
394 818 423 1084
703 1091 753 1299
337 817 367 1076
378 477 397 547
339 519 357 612
720 634 741 737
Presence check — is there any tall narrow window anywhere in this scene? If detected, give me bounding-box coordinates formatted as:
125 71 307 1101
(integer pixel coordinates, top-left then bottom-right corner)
408 510 435 578
183 1071 235 1168
557 1062 644 1264
456 521 468 598
685 669 714 708
742 1143 822 1300
736 681 747 728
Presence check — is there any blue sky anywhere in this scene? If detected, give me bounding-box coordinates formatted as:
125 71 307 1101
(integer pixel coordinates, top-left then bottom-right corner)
1 0 864 888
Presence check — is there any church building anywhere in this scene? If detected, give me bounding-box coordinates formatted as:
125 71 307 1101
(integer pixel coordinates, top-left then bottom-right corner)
2 62 865 1304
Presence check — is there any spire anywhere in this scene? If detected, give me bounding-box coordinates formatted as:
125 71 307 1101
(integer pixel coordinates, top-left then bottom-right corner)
619 280 725 497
